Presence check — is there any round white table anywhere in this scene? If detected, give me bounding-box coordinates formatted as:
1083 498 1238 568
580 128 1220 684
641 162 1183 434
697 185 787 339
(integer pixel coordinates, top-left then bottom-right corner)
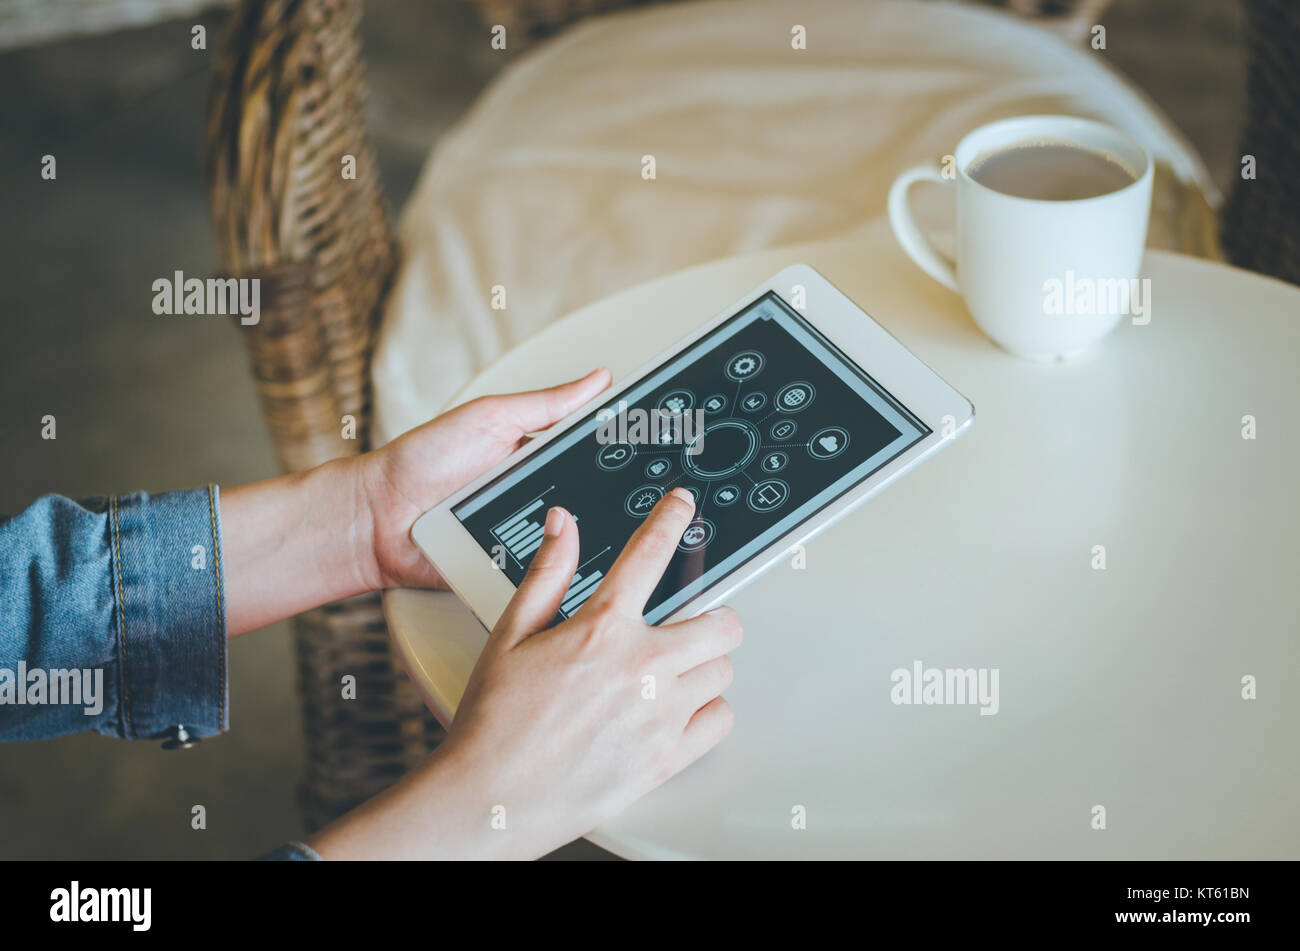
385 223 1300 859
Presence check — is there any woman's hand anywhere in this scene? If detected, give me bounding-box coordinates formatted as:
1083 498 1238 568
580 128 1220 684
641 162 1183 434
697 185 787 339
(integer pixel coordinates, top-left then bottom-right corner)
358 368 612 590
220 369 610 635
306 488 743 860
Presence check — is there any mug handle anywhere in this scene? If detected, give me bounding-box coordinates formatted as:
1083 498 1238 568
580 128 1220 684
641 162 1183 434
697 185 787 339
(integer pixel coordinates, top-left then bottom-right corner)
887 162 959 293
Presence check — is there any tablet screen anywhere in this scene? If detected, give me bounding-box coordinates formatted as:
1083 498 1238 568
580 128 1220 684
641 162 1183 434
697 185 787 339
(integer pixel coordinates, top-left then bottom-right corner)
453 291 929 624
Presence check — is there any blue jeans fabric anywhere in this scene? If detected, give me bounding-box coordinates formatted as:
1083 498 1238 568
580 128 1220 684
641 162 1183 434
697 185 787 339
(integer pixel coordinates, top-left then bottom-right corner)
259 842 323 861
2 488 321 860
0 488 229 741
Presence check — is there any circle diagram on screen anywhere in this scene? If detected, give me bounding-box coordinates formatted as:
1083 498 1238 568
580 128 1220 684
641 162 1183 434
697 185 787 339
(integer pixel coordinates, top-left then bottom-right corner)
682 418 761 480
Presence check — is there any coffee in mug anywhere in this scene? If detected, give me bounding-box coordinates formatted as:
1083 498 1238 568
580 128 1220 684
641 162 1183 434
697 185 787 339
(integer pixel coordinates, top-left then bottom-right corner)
967 141 1138 202
887 115 1154 361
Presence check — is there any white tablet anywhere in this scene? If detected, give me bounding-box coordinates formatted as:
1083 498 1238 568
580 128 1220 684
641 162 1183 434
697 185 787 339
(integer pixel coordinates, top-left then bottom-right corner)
412 264 973 629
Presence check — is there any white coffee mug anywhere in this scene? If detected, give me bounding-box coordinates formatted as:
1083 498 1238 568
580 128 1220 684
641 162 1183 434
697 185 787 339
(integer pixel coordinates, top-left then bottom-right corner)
888 115 1153 361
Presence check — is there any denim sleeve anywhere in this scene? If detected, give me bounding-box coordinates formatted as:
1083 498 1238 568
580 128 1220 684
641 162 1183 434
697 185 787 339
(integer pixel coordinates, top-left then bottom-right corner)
0 487 229 742
259 841 324 861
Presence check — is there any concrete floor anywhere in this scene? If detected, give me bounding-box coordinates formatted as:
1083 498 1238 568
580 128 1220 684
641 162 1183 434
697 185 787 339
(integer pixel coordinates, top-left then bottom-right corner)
0 0 1243 859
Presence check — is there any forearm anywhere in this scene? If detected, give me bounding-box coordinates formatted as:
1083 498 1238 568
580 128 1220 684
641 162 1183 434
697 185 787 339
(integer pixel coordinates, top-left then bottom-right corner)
304 738 509 860
220 457 380 637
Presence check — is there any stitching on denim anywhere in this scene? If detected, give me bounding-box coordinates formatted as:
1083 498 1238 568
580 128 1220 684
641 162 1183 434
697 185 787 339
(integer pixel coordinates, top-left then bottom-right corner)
110 496 134 737
208 484 226 730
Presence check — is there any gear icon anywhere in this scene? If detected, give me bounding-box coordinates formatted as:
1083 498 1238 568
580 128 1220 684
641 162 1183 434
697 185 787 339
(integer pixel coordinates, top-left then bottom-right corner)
725 349 765 382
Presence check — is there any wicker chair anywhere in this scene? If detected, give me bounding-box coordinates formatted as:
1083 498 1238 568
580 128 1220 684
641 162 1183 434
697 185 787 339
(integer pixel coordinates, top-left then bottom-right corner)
1221 0 1300 287
204 0 435 829
204 0 1283 833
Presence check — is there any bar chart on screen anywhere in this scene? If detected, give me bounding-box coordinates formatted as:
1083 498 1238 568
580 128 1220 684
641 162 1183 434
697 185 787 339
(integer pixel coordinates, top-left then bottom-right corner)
490 487 556 565
559 567 604 617
490 487 606 618
559 545 613 617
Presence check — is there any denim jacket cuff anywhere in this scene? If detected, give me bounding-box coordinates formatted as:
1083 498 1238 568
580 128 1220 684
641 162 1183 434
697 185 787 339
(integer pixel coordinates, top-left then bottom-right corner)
259 841 324 861
108 486 229 740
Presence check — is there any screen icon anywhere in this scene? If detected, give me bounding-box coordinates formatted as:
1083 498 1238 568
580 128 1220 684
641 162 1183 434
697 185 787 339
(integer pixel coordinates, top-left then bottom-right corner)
596 442 637 470
625 484 665 518
657 389 695 414
713 484 741 507
808 426 849 460
770 419 797 441
724 350 765 382
775 381 815 413
677 518 715 552
747 479 789 513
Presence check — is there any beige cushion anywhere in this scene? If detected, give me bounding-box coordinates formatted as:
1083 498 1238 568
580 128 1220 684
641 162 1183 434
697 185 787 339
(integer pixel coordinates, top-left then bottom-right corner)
373 0 1219 443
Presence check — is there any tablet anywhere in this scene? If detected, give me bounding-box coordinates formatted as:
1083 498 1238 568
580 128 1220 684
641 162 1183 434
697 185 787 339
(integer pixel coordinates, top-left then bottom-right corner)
412 264 973 628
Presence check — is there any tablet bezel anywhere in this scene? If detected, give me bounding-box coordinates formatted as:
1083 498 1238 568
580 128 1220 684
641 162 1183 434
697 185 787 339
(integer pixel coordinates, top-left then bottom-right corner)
410 263 974 630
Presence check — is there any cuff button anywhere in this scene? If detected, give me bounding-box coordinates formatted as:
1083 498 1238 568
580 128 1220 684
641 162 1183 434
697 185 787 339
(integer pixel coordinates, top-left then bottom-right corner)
161 724 200 750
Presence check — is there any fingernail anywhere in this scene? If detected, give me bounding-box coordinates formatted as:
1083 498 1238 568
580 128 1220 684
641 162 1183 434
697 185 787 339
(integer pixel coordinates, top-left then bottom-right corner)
544 506 567 537
669 487 694 506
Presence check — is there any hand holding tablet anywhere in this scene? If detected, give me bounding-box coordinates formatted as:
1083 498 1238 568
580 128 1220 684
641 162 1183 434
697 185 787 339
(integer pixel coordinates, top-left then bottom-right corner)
355 367 613 592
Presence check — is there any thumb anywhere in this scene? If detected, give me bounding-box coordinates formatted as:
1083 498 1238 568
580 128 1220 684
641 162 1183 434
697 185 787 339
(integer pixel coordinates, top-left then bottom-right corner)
492 506 580 649
494 367 611 436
